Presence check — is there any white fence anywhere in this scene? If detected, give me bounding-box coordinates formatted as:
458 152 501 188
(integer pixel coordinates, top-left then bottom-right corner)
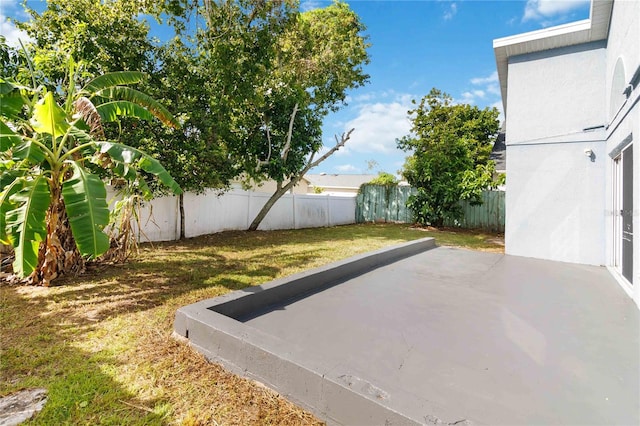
122 189 357 242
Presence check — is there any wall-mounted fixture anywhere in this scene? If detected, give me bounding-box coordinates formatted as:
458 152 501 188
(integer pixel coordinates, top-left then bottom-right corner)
584 148 595 162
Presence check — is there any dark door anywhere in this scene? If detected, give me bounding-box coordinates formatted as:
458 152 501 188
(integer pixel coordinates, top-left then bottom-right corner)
622 144 633 284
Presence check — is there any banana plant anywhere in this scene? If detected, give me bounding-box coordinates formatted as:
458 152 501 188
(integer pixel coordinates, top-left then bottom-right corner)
0 60 181 284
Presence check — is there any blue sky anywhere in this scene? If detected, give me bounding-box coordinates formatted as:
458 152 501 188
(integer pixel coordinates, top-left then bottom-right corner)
2 0 592 176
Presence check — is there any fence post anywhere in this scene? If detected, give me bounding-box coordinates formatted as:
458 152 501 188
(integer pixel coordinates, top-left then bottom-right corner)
292 194 297 229
325 194 330 227
247 191 252 229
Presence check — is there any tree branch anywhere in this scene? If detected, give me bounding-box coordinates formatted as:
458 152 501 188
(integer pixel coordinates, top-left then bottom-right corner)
247 128 355 231
255 116 273 172
281 103 298 163
304 128 354 174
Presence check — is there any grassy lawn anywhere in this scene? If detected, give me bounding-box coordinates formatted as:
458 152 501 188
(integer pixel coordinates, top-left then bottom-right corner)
0 224 503 425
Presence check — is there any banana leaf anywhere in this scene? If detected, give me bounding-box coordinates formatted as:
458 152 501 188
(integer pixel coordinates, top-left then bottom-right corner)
13 140 45 163
62 162 110 259
5 176 50 277
30 91 70 138
93 87 179 128
83 71 145 93
1 121 22 151
96 142 182 195
95 101 154 123
0 177 23 245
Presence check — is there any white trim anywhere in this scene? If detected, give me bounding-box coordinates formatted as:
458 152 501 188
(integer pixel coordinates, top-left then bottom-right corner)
607 266 634 298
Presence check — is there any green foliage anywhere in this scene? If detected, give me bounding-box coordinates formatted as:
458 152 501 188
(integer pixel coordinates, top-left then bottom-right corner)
398 88 500 227
17 0 154 83
0 57 180 280
62 162 110 258
5 176 50 276
11 0 370 236
199 0 370 187
14 0 369 182
368 172 398 186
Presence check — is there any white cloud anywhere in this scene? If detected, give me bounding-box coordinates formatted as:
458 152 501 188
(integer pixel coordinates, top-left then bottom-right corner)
339 96 413 154
349 92 377 104
300 1 323 12
443 2 457 21
1 13 32 47
459 89 487 104
523 0 590 22
470 71 498 85
487 83 501 96
460 92 476 104
460 71 501 105
336 164 359 173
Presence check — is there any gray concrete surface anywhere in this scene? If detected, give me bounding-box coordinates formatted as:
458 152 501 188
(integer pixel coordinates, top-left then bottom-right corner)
175 241 639 425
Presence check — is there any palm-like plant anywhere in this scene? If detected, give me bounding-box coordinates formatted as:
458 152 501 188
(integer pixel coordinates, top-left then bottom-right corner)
0 60 181 285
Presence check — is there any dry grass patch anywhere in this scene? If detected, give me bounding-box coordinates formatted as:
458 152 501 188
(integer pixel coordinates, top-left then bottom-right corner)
1 224 503 425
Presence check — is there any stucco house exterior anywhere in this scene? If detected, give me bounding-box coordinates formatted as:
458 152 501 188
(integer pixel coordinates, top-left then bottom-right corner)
230 176 311 195
494 0 639 308
305 174 379 196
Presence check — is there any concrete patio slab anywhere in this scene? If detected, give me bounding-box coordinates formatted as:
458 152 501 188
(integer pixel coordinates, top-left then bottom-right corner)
174 239 639 425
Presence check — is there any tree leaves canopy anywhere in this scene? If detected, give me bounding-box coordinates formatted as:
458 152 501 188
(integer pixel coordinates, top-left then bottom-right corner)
398 88 500 227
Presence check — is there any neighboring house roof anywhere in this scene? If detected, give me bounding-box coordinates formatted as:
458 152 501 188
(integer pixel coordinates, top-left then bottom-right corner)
305 174 378 190
493 0 613 116
231 175 311 187
490 132 506 172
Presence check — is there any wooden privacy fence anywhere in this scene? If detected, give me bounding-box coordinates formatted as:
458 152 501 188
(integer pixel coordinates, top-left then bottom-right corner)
444 190 505 232
356 185 415 223
356 184 505 232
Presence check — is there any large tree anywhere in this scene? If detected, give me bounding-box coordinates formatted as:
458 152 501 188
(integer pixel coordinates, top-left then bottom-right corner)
207 0 370 230
398 88 500 227
118 37 237 239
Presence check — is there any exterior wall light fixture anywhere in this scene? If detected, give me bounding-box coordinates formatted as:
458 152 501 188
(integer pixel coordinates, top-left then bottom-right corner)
584 148 595 162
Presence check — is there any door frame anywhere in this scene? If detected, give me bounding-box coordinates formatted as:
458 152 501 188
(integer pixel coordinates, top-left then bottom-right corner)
611 137 634 287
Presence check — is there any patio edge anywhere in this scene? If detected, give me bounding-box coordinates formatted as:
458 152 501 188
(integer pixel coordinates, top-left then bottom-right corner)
174 237 436 425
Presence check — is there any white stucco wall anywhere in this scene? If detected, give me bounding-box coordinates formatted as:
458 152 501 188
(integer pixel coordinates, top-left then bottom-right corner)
604 0 640 306
506 139 606 265
507 42 607 144
505 42 607 265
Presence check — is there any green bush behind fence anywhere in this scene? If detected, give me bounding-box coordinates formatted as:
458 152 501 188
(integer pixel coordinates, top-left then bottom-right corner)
355 184 505 232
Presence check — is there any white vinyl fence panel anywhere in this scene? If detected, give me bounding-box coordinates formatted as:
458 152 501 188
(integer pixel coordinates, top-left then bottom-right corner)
137 194 180 241
107 188 356 242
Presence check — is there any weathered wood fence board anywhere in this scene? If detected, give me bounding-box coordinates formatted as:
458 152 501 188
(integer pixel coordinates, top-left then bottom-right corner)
355 185 416 223
444 190 505 232
356 184 505 232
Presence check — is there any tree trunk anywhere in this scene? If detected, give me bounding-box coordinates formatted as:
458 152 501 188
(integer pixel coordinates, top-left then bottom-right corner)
179 192 185 240
30 188 83 286
247 129 354 232
248 181 295 231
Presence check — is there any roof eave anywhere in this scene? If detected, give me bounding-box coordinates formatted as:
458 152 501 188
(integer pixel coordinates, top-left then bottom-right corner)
493 0 613 118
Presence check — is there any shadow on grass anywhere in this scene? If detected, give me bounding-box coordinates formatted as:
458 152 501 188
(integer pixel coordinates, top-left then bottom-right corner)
0 286 170 425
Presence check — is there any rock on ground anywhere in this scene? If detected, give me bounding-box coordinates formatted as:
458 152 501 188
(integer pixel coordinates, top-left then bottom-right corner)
0 389 47 426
